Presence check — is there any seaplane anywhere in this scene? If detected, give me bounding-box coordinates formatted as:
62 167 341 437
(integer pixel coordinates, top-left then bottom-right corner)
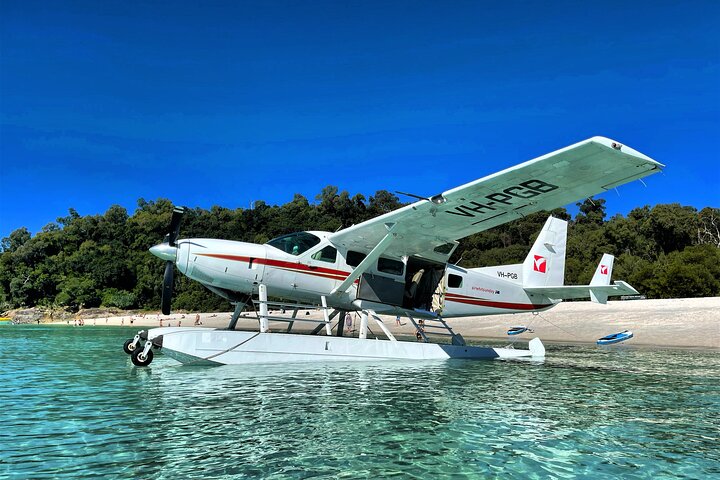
123 136 663 366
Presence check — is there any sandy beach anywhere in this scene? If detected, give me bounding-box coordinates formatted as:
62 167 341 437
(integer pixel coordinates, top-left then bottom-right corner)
45 297 720 349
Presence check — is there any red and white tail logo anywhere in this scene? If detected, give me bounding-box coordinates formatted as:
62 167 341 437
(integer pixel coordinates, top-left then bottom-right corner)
600 265 608 275
533 255 547 273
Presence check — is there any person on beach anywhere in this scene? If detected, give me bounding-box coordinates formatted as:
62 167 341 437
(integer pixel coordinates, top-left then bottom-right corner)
344 312 352 329
121 318 124 326
396 315 401 326
195 314 200 326
159 318 163 327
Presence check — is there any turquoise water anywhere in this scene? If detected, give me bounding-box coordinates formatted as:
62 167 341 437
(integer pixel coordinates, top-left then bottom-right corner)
1 326 718 479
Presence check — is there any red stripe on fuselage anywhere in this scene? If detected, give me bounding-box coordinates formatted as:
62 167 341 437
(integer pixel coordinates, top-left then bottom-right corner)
445 292 551 311
196 253 350 281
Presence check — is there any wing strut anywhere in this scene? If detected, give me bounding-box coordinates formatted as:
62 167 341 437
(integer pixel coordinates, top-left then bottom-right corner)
331 222 398 295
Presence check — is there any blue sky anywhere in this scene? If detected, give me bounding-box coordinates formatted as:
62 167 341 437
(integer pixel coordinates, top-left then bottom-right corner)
1 0 718 239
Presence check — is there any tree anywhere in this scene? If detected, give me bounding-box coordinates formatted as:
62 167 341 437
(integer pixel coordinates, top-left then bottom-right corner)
643 204 698 254
649 245 720 298
1 227 31 253
55 276 99 310
697 207 720 247
575 197 606 226
368 190 403 216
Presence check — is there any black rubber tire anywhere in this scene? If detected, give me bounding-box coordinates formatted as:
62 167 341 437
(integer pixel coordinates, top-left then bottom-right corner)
123 338 137 355
131 348 154 367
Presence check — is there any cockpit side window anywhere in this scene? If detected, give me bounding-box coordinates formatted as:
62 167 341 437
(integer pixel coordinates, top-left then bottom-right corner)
266 232 321 256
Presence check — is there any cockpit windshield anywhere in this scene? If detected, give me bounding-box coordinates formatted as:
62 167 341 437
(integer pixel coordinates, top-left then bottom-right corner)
266 232 321 256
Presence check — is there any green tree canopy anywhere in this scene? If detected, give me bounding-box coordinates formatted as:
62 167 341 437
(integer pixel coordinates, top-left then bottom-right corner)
1 192 717 312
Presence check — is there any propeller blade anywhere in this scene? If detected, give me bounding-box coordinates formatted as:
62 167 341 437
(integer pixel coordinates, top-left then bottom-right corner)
168 206 184 246
161 261 174 315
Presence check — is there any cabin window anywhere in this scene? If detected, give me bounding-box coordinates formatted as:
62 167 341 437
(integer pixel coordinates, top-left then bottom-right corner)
377 257 404 276
311 246 337 263
448 274 463 288
266 232 321 256
346 250 367 267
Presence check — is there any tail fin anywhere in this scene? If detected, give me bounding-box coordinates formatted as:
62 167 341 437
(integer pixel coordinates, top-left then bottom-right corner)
590 254 615 286
522 216 567 287
589 254 615 303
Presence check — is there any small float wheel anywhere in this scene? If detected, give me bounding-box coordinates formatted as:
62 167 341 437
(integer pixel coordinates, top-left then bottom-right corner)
131 348 154 367
123 339 137 355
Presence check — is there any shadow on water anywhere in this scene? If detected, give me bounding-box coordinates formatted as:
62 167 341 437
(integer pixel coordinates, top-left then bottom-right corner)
1 325 719 479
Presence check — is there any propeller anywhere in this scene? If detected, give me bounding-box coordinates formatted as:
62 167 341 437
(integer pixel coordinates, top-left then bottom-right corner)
167 206 184 247
161 261 174 315
152 206 185 315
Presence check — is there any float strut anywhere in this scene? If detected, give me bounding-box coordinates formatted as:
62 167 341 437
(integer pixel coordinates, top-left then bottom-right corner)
321 296 332 336
258 284 269 333
227 298 248 331
359 311 369 339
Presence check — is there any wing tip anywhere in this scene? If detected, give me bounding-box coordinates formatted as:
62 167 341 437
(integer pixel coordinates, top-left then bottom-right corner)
587 136 665 169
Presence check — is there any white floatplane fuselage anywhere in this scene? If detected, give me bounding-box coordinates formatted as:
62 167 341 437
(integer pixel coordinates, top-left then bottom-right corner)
126 136 662 366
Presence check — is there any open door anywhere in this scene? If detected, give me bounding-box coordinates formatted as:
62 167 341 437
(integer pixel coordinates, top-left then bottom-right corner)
403 256 445 312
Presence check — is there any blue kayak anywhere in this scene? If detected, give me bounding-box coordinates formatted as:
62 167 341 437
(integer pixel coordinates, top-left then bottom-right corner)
507 326 531 336
597 330 633 345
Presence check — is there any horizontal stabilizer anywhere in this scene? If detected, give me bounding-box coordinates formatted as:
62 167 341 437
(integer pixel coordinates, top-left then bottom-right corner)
524 280 639 303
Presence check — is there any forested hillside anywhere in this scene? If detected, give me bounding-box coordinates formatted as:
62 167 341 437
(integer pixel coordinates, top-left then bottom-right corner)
1 188 718 313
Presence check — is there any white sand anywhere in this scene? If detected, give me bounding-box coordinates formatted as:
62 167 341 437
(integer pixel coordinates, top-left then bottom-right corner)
54 297 720 349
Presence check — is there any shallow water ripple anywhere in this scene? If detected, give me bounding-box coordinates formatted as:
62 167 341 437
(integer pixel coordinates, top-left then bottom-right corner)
1 326 718 479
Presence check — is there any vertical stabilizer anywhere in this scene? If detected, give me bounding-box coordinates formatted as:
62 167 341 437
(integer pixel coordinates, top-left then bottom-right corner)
522 216 567 287
589 254 615 304
590 254 614 286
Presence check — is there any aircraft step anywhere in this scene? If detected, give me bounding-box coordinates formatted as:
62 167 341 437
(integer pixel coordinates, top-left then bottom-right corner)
421 324 456 330
409 315 465 346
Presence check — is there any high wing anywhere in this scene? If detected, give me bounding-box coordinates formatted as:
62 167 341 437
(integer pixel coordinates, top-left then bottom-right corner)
328 136 663 261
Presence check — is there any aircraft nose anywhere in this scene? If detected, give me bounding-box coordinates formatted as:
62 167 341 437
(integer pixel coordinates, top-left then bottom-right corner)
149 243 178 262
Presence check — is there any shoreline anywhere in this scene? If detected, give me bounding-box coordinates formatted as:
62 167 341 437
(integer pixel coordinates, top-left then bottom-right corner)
32 296 720 350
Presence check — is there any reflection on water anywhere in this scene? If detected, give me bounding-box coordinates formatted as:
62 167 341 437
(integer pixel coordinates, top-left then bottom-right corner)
1 326 718 479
